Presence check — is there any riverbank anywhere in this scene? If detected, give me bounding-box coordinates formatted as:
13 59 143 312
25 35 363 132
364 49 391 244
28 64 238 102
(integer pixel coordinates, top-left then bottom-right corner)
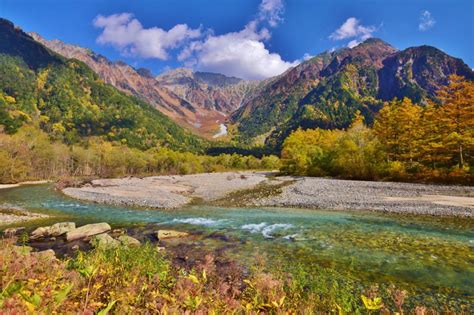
0 205 49 225
61 172 474 217
0 180 50 190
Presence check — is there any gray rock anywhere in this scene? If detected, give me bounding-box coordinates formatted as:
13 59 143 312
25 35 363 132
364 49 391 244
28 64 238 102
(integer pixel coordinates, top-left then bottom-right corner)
90 233 120 249
72 245 79 251
12 245 33 254
118 235 140 247
30 222 76 240
49 222 76 236
3 227 25 237
33 249 56 260
30 226 50 240
66 222 111 241
156 230 189 240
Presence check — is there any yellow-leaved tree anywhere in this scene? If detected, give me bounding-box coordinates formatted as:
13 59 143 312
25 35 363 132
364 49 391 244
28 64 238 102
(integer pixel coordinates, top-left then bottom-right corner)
435 75 474 168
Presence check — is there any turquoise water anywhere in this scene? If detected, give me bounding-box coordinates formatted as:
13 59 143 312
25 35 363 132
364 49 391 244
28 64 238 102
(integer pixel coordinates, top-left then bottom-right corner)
1 184 473 298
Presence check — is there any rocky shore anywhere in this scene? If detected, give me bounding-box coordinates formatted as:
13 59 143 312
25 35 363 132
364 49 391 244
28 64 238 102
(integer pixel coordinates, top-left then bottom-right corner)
61 172 474 217
0 205 49 225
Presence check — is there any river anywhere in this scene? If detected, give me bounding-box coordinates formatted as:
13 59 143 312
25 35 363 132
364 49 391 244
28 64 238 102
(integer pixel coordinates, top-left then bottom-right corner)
1 184 473 306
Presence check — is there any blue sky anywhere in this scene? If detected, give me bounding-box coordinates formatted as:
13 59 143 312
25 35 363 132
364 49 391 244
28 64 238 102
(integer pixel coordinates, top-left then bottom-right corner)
1 0 473 79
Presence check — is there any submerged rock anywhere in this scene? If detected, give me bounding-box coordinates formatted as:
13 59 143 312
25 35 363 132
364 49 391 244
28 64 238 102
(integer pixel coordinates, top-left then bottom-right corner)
66 223 111 241
118 235 141 247
90 233 120 249
156 230 189 240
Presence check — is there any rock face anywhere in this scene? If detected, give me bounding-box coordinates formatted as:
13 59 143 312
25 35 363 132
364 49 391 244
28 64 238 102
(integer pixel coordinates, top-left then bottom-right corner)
156 230 189 240
231 38 474 148
66 223 111 241
156 68 260 113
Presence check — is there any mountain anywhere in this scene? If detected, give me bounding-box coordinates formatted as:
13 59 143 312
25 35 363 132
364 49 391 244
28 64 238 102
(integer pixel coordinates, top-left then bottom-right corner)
156 68 260 114
231 38 474 148
28 33 228 138
0 18 205 151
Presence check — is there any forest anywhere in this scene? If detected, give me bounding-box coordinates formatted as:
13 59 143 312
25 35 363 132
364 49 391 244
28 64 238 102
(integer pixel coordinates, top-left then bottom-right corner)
280 75 473 183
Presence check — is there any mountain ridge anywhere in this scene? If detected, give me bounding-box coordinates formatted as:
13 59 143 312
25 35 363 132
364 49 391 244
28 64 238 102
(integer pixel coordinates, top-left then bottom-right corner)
230 38 474 148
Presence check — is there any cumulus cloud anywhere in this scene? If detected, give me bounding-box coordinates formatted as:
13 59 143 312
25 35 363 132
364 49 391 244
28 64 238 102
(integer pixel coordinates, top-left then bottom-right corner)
94 0 299 80
419 10 435 31
178 27 297 80
93 13 201 59
330 17 376 48
178 0 298 80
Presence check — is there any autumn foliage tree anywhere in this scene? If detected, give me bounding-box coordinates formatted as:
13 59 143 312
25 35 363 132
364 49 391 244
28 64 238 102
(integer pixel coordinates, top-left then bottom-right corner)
433 75 474 168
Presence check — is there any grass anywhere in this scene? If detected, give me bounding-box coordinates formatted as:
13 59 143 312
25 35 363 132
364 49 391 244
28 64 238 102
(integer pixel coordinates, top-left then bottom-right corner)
1 237 472 314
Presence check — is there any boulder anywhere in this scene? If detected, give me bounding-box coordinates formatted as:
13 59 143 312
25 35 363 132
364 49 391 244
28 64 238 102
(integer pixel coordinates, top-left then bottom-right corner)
66 223 111 241
12 245 33 254
90 233 120 249
30 226 50 240
30 222 76 240
49 222 76 236
33 249 56 260
118 235 141 247
156 230 189 240
3 227 25 237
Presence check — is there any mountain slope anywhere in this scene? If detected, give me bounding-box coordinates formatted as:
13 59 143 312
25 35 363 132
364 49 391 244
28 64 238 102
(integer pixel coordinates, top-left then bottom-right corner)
0 18 205 151
231 38 474 148
156 68 260 113
29 33 227 138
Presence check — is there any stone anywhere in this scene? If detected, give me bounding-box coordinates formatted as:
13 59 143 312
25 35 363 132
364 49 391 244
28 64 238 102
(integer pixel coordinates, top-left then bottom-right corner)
30 226 51 240
12 245 33 254
33 249 56 260
3 227 25 237
156 230 189 240
72 245 79 251
90 233 120 249
118 235 140 247
30 222 76 240
155 246 166 252
66 223 111 241
49 222 76 236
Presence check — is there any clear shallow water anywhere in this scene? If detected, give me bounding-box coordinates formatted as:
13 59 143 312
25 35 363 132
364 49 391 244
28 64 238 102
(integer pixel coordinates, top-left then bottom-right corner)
1 184 473 297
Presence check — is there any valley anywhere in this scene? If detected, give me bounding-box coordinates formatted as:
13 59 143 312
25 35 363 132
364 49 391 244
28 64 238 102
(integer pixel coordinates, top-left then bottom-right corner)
0 3 473 313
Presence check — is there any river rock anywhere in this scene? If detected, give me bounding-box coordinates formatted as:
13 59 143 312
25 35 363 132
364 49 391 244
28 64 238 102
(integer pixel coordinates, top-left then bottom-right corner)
118 235 140 247
30 226 50 240
33 249 56 260
12 245 33 254
49 222 76 236
156 230 189 240
3 227 25 237
30 222 76 240
90 233 120 249
66 222 111 241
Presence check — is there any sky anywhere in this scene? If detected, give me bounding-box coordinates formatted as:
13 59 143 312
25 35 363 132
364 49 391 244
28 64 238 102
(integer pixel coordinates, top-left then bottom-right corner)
1 0 473 80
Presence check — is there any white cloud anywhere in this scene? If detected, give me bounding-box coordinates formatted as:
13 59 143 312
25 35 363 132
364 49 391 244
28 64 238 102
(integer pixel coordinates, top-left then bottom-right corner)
93 13 201 59
419 10 435 31
329 17 376 48
178 0 299 80
179 22 298 80
94 1 299 80
258 0 285 27
347 39 360 48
